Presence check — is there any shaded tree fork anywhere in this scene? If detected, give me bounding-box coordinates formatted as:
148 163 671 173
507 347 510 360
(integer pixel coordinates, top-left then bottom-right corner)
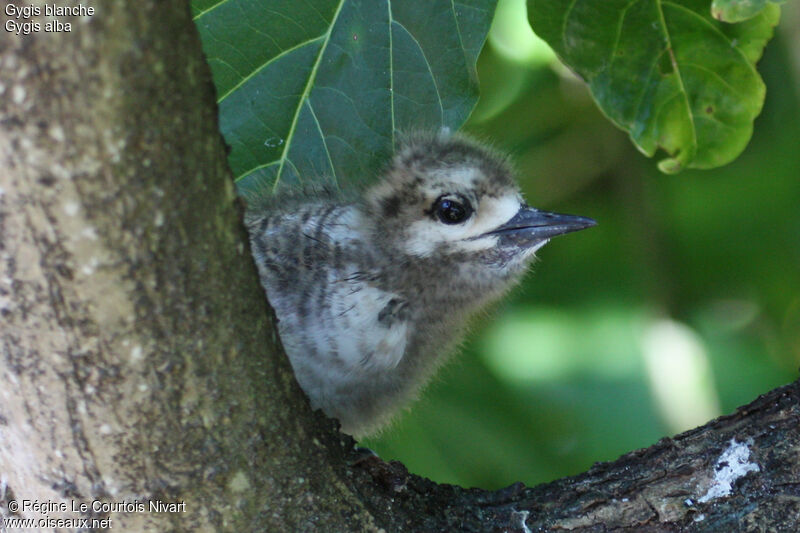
1 2 799 531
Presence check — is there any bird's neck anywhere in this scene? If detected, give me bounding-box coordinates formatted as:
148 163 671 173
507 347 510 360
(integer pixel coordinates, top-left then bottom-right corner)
392 255 513 316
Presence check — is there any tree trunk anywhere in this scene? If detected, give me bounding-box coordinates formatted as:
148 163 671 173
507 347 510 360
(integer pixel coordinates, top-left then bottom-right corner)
0 2 373 531
1 2 797 532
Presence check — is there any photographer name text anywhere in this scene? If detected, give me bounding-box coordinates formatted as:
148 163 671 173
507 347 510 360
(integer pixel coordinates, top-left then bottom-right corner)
9 498 186 514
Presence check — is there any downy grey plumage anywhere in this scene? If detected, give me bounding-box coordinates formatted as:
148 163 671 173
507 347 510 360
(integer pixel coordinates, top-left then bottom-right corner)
246 132 595 437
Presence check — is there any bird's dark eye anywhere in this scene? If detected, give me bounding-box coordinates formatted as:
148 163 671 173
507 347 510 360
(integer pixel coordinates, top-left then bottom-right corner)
433 195 472 225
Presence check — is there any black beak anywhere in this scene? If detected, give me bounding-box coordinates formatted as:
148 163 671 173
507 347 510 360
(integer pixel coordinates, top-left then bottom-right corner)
488 205 596 245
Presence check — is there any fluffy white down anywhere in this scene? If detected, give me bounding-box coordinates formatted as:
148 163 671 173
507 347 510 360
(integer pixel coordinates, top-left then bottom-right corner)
322 271 408 372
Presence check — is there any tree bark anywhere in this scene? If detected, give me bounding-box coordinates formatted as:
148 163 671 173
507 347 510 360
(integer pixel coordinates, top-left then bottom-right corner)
0 2 374 531
353 379 800 531
1 2 798 532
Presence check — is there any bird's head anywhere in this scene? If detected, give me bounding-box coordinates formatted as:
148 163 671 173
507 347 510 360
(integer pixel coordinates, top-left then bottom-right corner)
364 132 595 284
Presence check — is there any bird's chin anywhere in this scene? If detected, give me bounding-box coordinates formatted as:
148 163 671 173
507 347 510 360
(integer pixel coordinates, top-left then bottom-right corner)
527 239 550 254
499 237 550 259
478 239 548 270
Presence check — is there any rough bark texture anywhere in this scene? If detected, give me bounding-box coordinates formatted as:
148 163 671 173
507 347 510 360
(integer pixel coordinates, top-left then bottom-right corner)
1 2 798 532
0 2 374 531
351 379 800 531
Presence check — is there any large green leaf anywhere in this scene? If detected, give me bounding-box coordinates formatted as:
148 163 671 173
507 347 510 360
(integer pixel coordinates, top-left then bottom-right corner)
192 0 498 194
528 0 780 173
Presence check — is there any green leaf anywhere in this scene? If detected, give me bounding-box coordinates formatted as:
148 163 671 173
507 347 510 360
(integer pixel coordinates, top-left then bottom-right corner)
193 0 498 194
711 0 782 23
528 0 780 173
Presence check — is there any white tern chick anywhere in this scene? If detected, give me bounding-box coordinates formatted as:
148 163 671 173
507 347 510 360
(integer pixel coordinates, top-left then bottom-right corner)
246 132 595 437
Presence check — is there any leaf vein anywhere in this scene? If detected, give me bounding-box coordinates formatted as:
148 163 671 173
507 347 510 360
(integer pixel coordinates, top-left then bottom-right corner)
274 0 347 191
388 0 396 148
192 0 230 20
306 100 337 185
391 19 444 124
655 0 696 153
218 36 325 103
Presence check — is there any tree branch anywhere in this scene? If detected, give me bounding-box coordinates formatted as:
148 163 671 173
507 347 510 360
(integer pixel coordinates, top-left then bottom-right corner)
352 379 800 531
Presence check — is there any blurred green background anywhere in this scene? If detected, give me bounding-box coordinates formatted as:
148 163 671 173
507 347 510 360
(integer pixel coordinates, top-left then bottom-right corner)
362 0 800 490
